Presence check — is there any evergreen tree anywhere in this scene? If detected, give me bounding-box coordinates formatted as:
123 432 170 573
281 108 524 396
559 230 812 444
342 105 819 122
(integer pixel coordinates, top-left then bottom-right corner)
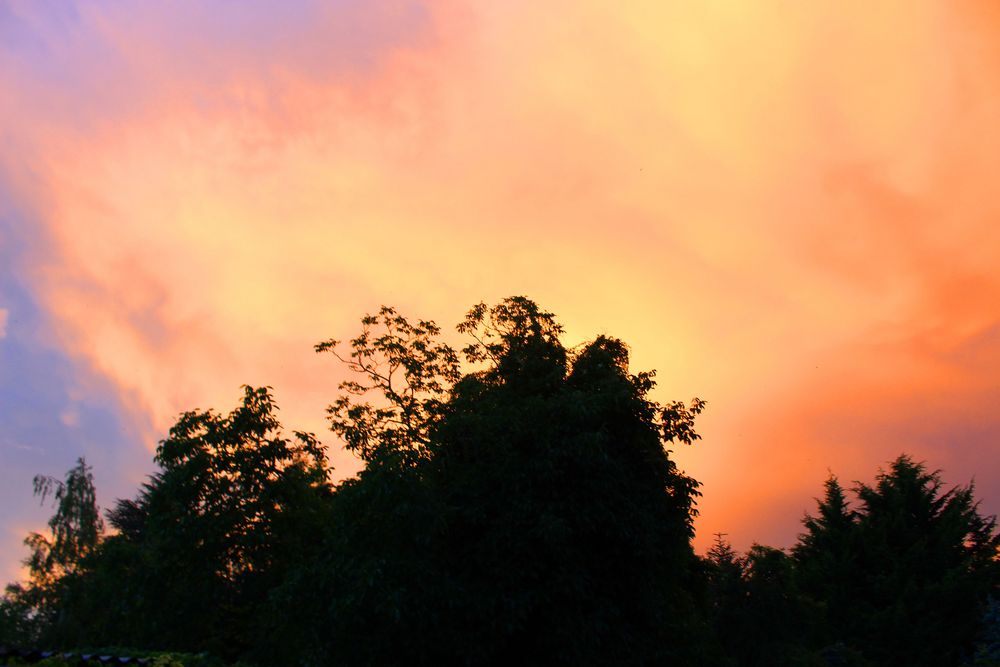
705 537 826 667
703 534 745 666
793 475 858 645
795 455 1000 666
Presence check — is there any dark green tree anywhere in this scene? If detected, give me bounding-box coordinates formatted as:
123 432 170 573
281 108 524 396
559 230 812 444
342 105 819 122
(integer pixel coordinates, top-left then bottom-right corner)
25 458 105 582
703 534 745 667
795 455 1000 667
315 305 461 466
39 387 331 661
739 545 826 666
0 458 104 644
704 537 826 667
793 475 858 645
300 297 711 666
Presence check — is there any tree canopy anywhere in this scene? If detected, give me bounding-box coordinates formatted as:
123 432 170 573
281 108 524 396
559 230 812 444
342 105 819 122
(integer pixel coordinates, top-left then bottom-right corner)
293 297 710 665
1 297 998 667
0 458 103 645
794 455 1000 666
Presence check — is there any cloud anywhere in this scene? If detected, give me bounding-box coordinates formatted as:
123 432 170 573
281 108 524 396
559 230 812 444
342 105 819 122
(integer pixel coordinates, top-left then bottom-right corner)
0 308 7 338
1 0 999 558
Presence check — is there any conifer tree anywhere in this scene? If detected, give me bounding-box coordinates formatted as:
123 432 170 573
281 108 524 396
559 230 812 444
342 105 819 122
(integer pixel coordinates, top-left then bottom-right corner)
795 455 1000 666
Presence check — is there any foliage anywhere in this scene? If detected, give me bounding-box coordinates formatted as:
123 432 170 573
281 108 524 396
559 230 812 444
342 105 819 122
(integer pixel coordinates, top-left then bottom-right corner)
0 649 235 666
0 459 104 644
795 455 1000 667
283 297 710 665
703 536 826 667
21 387 331 662
968 595 1000 666
4 297 999 667
0 591 34 647
439 302 706 664
133 386 328 660
315 306 460 465
149 385 328 587
702 534 745 667
25 459 104 584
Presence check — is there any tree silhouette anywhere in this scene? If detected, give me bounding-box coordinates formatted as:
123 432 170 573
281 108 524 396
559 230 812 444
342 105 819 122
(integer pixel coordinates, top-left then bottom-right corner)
16 387 332 660
793 474 858 647
0 458 103 644
288 297 710 666
795 455 1000 666
4 298 998 667
316 305 460 466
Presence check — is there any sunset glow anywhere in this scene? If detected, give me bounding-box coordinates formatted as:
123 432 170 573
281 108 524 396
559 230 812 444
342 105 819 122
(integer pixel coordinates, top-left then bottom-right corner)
2 1 999 583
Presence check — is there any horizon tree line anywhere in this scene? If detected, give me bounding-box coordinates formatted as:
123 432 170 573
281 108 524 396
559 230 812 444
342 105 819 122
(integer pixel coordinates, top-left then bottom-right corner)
1 297 998 667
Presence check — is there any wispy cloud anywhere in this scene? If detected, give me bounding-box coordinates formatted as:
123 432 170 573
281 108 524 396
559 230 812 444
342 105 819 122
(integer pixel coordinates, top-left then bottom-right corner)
0 308 7 339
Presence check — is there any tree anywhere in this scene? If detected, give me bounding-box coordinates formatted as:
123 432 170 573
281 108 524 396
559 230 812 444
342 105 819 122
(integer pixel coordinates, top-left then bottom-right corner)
304 297 711 666
738 545 826 666
793 474 858 644
24 458 104 583
315 305 460 466
703 536 827 667
2 297 714 665
702 534 744 665
0 458 103 644
150 385 328 587
142 386 329 659
38 387 331 660
972 596 1000 666
794 455 1000 666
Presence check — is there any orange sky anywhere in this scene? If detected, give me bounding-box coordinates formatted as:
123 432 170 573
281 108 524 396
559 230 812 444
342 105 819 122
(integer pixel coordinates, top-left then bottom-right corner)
2 1 1000 579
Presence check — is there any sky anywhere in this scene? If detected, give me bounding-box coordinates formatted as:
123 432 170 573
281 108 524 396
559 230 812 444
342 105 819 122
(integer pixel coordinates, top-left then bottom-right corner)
2 1 1000 585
